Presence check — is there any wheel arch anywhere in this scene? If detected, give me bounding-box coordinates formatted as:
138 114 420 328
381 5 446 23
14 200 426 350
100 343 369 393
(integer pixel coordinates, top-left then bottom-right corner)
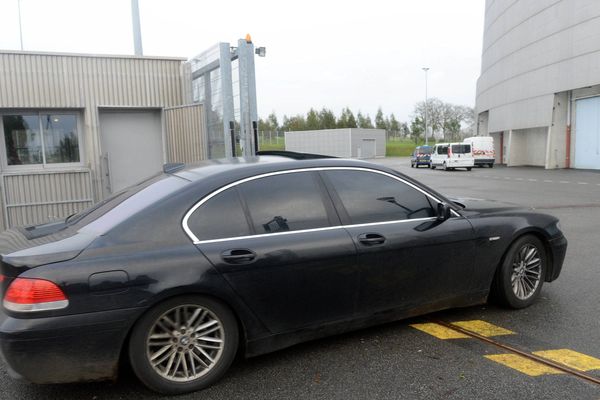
503 228 555 282
117 289 251 374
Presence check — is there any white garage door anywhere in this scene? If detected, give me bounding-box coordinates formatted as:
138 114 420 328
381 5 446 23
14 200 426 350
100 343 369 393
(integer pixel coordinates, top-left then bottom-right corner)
357 139 376 159
100 110 163 194
575 96 600 170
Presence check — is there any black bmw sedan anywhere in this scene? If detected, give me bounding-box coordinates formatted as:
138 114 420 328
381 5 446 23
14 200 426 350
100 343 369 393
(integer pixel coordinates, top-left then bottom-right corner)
0 155 567 394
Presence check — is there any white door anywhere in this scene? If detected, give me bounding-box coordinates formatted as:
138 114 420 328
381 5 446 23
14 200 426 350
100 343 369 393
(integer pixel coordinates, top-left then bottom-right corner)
358 139 376 158
575 97 600 169
100 110 163 194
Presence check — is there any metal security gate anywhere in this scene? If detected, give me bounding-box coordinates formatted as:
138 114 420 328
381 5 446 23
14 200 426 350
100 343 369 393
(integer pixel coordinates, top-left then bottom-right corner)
164 104 207 164
575 96 600 169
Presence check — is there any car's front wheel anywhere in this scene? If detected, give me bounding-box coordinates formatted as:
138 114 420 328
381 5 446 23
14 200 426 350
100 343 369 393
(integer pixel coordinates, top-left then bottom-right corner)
129 295 239 394
491 235 546 309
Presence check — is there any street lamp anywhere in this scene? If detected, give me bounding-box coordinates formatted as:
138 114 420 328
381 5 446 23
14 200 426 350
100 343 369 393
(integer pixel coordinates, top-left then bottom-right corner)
422 67 429 145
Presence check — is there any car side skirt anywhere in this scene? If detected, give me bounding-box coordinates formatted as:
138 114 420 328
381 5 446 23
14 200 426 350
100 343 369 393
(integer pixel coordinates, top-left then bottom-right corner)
244 291 488 358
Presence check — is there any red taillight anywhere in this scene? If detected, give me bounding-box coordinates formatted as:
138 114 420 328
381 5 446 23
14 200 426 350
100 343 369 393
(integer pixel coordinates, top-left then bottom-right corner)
3 278 68 312
447 147 453 158
0 274 5 283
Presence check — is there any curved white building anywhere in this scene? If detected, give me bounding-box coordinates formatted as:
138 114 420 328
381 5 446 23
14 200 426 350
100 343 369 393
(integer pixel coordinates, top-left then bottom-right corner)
476 0 600 169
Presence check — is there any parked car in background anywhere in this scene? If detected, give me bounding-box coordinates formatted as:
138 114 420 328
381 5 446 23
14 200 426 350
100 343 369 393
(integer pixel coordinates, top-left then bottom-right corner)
410 145 433 168
0 155 566 395
430 143 475 171
464 136 495 168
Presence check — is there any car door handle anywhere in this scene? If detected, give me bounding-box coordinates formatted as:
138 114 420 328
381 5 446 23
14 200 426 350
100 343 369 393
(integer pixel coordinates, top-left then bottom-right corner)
357 233 386 246
221 249 256 264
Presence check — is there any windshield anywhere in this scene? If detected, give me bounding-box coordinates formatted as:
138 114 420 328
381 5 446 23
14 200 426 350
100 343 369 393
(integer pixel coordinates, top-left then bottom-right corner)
418 147 432 154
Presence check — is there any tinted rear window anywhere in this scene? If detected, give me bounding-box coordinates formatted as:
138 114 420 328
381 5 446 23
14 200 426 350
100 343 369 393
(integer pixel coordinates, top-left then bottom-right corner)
78 175 189 234
451 144 471 154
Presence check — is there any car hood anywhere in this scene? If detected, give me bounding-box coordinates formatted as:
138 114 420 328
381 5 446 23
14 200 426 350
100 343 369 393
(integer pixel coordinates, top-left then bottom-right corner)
0 226 97 272
449 197 528 215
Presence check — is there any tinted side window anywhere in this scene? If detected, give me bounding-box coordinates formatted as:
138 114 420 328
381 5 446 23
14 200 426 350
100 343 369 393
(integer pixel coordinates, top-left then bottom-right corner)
437 146 448 155
188 188 251 241
239 172 330 234
324 170 436 224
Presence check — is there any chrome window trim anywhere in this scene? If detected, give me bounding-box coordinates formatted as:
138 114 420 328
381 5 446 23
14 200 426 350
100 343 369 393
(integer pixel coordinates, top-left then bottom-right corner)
182 166 458 244
192 217 438 245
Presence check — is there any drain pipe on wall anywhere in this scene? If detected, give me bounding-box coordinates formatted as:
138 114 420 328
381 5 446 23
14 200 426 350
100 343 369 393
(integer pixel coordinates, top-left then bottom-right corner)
566 91 572 168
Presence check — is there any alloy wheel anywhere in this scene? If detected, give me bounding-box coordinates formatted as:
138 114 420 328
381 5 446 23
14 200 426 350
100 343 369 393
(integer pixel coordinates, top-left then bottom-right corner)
510 244 542 300
146 305 225 382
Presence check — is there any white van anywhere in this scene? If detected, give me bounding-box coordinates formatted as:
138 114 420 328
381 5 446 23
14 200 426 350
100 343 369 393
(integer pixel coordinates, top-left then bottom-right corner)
463 136 495 168
430 142 475 171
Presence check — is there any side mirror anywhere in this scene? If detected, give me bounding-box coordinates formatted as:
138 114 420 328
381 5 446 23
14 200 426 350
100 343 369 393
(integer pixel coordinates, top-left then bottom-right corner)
436 202 452 221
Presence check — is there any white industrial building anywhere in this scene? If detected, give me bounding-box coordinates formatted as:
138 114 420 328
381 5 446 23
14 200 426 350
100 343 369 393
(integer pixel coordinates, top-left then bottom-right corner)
476 0 600 170
285 128 386 158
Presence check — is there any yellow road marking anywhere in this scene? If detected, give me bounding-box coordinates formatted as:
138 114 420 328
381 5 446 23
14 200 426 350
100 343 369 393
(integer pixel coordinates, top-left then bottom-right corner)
410 323 469 339
485 354 563 376
451 320 515 337
533 349 600 372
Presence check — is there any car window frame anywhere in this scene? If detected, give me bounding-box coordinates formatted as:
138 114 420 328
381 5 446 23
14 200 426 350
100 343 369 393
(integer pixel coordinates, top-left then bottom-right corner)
184 169 341 243
182 167 459 244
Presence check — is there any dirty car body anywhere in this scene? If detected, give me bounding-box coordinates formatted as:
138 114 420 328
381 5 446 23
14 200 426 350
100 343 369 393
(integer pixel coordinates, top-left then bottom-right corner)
0 156 567 389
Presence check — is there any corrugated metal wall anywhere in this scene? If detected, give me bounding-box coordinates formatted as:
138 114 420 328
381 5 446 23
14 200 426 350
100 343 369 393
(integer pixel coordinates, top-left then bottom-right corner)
165 104 207 163
0 51 202 230
3 171 93 227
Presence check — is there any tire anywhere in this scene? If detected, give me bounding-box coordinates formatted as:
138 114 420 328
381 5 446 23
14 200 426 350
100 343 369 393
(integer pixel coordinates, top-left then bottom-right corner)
129 295 239 395
411 162 415 168
443 162 448 171
467 167 472 171
431 165 436 170
491 235 546 309
489 163 494 168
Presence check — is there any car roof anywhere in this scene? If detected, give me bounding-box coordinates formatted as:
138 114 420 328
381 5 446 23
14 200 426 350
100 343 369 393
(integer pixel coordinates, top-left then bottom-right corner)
171 156 387 182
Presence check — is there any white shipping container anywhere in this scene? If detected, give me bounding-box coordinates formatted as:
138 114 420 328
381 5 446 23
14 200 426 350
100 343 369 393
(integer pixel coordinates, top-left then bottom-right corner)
285 129 386 158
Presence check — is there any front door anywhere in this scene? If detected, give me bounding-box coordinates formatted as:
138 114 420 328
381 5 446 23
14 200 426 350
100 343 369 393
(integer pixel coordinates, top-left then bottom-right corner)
99 110 163 194
190 171 359 334
321 168 476 315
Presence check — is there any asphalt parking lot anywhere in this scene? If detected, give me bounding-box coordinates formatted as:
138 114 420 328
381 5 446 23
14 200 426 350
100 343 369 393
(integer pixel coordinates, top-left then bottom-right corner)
1 157 599 400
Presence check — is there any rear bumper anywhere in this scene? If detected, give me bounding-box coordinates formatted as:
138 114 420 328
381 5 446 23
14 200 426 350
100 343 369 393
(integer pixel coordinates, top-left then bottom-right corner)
0 307 143 383
447 160 474 168
474 159 495 165
547 234 568 282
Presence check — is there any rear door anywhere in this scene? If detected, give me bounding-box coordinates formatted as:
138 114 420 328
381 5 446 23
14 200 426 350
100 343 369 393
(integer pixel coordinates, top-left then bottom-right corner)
191 171 359 334
321 168 476 315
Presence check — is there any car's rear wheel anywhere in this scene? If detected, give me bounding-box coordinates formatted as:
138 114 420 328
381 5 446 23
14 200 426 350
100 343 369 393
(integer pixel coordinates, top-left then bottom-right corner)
467 167 472 171
431 165 436 169
491 235 546 309
129 295 239 394
411 162 415 168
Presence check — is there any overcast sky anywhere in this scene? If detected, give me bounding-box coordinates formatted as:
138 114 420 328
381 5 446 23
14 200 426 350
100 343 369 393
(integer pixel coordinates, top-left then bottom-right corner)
0 0 485 122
